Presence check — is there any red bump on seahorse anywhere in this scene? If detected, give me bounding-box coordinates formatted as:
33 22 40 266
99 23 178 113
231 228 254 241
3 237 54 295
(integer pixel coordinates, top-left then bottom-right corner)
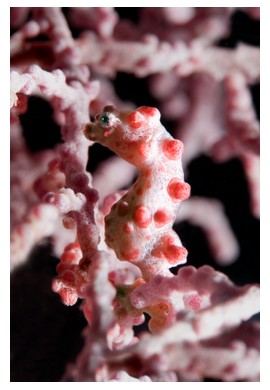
84 106 190 280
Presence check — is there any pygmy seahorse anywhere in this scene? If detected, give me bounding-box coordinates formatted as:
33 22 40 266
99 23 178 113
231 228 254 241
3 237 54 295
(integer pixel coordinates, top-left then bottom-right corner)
84 105 190 280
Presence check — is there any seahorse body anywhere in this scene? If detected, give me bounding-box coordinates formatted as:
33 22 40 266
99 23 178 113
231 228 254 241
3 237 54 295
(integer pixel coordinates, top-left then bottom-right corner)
84 105 190 279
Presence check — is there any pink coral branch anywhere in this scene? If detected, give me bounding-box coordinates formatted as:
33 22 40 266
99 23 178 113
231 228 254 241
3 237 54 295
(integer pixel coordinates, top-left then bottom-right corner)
31 7 78 64
241 154 260 218
67 266 259 381
176 197 239 265
129 265 259 321
11 10 259 83
11 65 100 257
144 324 260 381
93 156 137 202
62 250 117 381
67 7 118 39
11 204 59 270
173 73 225 167
212 72 260 159
10 122 60 268
78 35 259 80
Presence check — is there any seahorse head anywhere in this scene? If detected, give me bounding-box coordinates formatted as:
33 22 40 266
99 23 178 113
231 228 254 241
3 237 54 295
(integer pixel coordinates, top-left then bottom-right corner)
84 105 161 163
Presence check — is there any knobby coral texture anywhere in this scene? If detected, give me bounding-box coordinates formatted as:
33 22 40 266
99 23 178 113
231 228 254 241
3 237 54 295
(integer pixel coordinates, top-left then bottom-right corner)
10 7 260 382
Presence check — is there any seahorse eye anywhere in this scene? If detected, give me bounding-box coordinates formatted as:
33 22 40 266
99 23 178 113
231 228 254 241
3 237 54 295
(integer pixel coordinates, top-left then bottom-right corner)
99 112 111 128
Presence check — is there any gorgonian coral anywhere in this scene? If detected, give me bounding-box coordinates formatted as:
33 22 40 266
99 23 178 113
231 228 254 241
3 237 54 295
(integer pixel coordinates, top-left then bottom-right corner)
10 7 259 382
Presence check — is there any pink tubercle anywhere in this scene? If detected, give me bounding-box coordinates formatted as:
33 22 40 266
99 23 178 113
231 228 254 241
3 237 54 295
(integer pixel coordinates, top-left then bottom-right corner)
133 205 152 228
162 139 183 160
154 209 172 227
138 142 151 159
128 110 145 129
138 106 159 117
167 178 190 201
120 248 141 261
164 245 187 265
